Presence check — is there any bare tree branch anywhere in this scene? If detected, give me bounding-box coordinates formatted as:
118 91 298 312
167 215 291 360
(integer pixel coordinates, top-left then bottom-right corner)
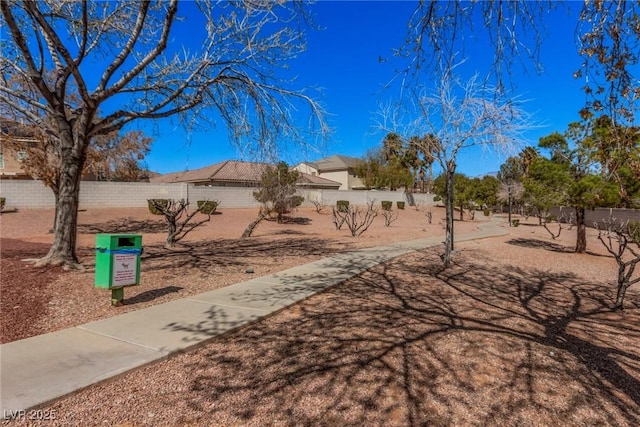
0 0 327 267
378 72 537 267
596 217 640 311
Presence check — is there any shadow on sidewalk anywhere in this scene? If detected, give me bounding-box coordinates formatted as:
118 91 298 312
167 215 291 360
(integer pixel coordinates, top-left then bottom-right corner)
123 285 183 305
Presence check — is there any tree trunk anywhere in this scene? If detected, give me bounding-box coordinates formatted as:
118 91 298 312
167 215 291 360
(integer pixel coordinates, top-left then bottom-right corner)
50 187 60 234
459 203 464 221
35 114 91 269
575 207 587 253
613 266 627 311
443 168 455 267
166 217 178 247
242 213 266 238
35 157 83 269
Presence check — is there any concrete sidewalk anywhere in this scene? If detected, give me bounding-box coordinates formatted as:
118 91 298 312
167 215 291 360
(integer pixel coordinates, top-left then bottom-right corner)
0 216 508 416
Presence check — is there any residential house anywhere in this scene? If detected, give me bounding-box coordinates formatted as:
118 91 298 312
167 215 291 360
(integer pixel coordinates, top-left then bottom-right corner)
0 120 152 182
150 160 341 189
0 120 36 180
293 155 365 190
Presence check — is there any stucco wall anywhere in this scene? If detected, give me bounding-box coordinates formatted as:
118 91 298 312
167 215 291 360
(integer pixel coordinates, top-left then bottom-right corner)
315 170 348 190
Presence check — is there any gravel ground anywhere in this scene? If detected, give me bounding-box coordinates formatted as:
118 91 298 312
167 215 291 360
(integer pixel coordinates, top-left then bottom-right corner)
1 207 639 426
1 205 472 343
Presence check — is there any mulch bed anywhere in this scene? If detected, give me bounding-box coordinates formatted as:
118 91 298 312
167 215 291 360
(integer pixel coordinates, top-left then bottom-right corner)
0 239 65 343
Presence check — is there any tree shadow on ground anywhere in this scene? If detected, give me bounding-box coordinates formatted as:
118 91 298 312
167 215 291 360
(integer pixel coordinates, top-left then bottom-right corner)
281 216 312 225
123 285 183 305
78 217 166 234
162 249 639 426
139 237 349 274
506 237 574 253
273 229 307 235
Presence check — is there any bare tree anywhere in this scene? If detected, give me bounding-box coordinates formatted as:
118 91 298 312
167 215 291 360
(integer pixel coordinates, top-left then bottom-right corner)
540 210 575 241
379 73 535 266
0 1 327 268
596 218 640 311
148 199 212 248
331 206 347 231
403 1 639 125
381 209 399 227
425 209 433 224
332 202 378 237
309 199 326 214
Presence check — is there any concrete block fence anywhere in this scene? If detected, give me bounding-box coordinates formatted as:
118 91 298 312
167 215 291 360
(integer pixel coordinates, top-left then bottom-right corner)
549 206 640 228
0 180 436 210
298 189 435 208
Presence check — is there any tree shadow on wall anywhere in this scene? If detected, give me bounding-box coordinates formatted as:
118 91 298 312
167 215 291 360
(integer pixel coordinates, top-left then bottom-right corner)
160 249 640 426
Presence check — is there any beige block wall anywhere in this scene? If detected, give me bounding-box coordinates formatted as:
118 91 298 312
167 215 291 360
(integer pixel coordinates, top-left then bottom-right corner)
1 180 437 210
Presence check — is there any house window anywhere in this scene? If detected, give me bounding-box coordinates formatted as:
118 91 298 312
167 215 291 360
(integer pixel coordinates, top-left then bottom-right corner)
16 151 27 161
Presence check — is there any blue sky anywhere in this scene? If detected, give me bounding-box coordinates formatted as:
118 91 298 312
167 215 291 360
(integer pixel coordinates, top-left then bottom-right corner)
144 1 589 177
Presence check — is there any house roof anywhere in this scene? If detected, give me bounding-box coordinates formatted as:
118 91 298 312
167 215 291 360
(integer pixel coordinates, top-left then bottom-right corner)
296 172 341 188
150 160 268 184
150 160 341 188
310 155 360 172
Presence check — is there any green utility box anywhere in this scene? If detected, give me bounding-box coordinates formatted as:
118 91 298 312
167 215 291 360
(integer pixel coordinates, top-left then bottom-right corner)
95 234 142 305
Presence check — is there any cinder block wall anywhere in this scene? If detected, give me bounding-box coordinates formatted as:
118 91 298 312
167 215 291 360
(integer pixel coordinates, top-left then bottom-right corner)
298 189 435 207
4 181 637 226
550 206 640 228
0 180 55 209
1 181 438 210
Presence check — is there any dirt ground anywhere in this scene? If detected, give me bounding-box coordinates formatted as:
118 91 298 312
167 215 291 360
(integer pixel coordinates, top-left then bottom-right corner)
1 205 639 426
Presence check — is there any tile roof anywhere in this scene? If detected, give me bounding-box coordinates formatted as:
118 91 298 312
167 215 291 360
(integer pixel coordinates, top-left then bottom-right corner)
312 155 360 171
150 160 341 188
296 172 341 188
150 160 268 184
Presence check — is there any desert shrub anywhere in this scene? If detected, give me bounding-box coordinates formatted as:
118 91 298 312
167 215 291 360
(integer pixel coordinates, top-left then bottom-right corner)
382 209 398 227
396 201 405 210
333 201 378 237
483 208 491 216
197 200 219 214
381 201 392 211
425 210 433 224
253 162 302 224
147 199 212 247
0 197 5 210
512 219 520 227
336 200 349 213
148 199 168 215
290 195 305 208
309 199 326 213
629 221 640 243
